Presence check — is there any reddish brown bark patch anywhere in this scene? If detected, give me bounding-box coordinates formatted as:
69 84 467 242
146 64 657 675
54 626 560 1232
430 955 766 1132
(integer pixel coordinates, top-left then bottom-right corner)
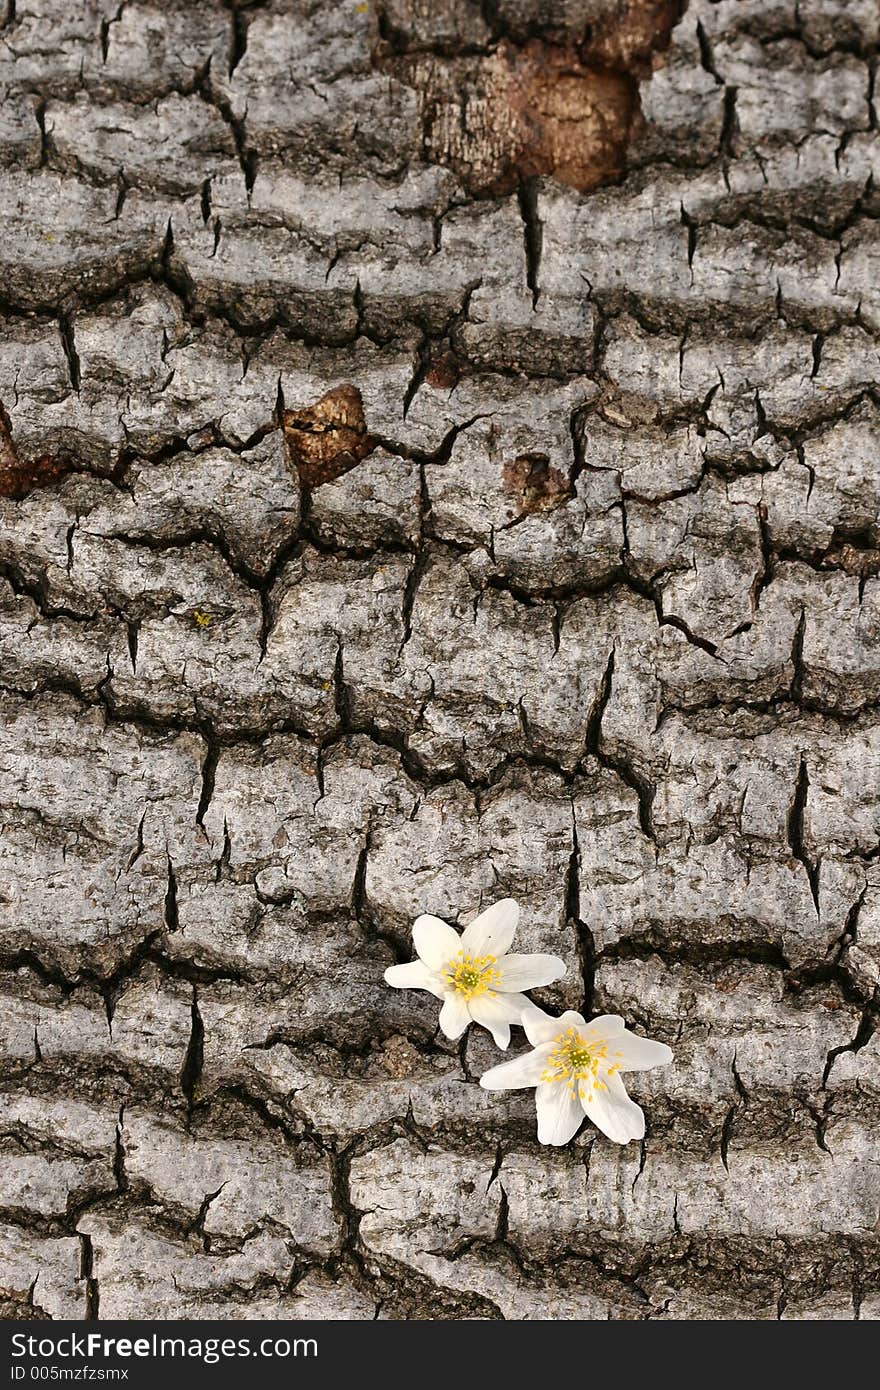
425 351 462 390
822 533 880 582
584 0 684 71
503 455 572 516
0 402 72 499
282 385 375 489
375 1 684 195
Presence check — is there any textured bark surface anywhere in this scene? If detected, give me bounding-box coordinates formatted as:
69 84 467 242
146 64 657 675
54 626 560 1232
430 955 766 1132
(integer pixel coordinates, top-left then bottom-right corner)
1 0 879 1321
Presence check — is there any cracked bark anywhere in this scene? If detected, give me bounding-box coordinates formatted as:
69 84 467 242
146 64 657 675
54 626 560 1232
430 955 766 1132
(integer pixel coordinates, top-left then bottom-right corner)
0 0 879 1323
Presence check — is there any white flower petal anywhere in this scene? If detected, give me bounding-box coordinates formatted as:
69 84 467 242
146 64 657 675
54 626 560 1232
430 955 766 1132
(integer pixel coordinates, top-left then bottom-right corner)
460 898 519 957
480 1043 554 1090
481 1021 510 1049
582 1071 645 1145
535 1079 584 1146
497 952 566 991
383 961 445 998
582 1013 626 1043
438 993 471 1040
522 1007 586 1046
412 914 461 970
468 992 528 1049
610 1030 674 1072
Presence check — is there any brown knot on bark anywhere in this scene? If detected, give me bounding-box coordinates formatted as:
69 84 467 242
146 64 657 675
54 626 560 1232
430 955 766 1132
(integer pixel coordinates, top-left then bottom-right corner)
282 384 376 488
374 0 685 195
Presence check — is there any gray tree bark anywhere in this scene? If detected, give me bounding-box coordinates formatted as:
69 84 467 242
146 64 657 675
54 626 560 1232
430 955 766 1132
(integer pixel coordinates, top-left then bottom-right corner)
1 0 878 1320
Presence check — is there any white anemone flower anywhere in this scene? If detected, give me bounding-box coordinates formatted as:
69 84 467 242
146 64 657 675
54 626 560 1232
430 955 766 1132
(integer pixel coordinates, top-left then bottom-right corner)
383 898 565 1049
480 1008 673 1145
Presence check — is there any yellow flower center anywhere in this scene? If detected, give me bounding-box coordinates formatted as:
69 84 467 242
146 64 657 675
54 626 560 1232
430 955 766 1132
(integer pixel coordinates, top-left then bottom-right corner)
442 950 501 1000
541 1026 622 1102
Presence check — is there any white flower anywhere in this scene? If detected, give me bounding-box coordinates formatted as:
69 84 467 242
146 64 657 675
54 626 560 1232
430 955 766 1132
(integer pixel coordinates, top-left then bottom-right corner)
480 1007 673 1145
383 898 566 1049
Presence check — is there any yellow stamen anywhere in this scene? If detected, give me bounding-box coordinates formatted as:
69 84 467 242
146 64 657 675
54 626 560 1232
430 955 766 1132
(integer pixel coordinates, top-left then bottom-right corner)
539 1025 610 1096
442 950 501 1000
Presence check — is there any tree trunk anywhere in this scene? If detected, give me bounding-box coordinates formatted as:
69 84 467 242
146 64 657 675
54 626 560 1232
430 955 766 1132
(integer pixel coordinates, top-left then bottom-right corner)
1 0 878 1320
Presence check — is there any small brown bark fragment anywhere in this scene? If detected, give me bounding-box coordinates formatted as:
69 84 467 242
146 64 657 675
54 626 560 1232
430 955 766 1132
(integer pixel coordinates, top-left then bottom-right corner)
283 385 375 488
379 1035 422 1078
503 454 571 516
0 401 72 498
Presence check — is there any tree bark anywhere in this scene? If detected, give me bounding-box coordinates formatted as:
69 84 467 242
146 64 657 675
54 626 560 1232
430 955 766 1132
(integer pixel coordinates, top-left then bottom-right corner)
0 0 878 1320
